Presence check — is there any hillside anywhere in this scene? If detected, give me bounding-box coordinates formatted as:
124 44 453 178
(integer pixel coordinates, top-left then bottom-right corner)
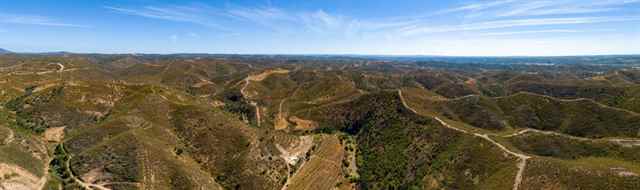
0 54 639 190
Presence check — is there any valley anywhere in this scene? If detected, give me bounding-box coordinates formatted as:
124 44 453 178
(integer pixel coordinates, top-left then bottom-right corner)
1 54 640 189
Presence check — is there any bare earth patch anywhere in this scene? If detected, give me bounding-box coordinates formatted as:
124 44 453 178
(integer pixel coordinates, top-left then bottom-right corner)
589 75 608 81
247 69 290 82
211 100 225 108
1 128 13 145
275 100 289 130
275 115 289 130
81 167 108 184
611 167 639 177
0 163 43 190
284 135 346 190
277 136 314 165
191 79 214 88
289 116 318 131
43 127 65 143
32 83 58 93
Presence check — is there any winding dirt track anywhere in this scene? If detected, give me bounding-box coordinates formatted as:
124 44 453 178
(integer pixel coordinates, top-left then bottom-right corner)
240 77 261 127
497 92 640 116
275 99 289 130
55 63 64 72
35 63 65 75
398 90 530 190
61 143 111 190
504 128 640 147
240 69 290 127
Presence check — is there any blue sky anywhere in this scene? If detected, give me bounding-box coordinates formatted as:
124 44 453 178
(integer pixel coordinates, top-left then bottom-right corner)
1 0 639 56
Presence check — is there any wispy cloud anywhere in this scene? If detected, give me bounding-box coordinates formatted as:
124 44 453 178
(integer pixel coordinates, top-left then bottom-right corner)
187 32 199 38
592 0 640 6
479 29 580 36
103 1 639 39
438 0 640 18
170 34 178 42
436 0 518 15
299 10 347 33
227 6 294 23
496 1 624 17
0 14 88 28
397 0 640 37
105 4 420 36
224 6 414 35
507 7 618 17
225 6 351 34
297 10 427 37
105 5 227 30
224 6 298 33
401 16 640 35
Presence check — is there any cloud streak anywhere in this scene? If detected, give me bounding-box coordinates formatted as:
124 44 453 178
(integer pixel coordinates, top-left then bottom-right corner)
0 14 88 28
227 6 294 23
103 1 639 39
401 16 640 35
105 5 227 30
479 29 580 36
439 0 640 18
225 6 416 35
436 0 518 15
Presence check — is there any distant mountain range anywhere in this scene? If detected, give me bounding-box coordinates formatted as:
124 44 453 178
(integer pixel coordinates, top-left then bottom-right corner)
0 48 11 54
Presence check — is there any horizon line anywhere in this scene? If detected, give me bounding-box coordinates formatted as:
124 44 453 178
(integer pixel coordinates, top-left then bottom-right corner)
4 50 640 58
5 49 640 58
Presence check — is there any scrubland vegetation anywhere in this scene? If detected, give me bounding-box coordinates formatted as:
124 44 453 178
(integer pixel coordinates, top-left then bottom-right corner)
1 53 639 189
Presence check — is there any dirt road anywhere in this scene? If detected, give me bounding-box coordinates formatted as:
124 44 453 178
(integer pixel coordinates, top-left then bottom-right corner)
505 128 640 147
240 69 290 127
398 90 530 190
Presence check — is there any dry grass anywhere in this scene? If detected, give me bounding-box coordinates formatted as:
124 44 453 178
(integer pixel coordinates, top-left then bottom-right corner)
247 69 290 82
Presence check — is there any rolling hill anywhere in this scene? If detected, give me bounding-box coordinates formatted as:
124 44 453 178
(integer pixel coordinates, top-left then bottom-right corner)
0 48 11 54
1 54 640 190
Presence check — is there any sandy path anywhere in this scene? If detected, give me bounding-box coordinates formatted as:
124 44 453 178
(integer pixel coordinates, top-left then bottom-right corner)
2 128 13 144
240 69 290 127
36 63 65 75
58 143 111 190
275 99 289 130
505 128 640 147
54 63 64 72
497 92 640 116
398 90 530 190
240 77 261 127
67 162 110 190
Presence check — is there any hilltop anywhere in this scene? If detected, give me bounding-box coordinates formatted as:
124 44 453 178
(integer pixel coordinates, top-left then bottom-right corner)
0 54 639 190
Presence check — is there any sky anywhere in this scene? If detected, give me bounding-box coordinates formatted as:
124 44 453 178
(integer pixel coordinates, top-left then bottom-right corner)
0 0 639 56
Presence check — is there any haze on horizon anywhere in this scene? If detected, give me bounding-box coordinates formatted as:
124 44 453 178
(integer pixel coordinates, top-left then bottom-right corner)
1 0 639 56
